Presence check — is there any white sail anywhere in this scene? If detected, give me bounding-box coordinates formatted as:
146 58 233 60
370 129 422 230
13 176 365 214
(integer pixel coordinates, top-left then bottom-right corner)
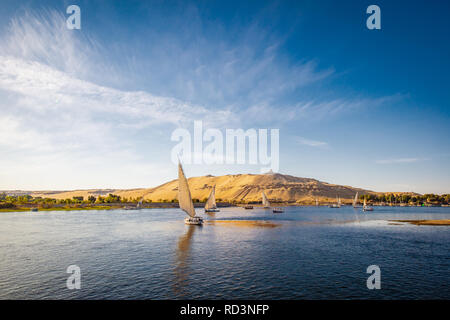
338 197 341 206
178 162 196 217
205 185 217 210
262 191 270 208
137 198 143 209
353 192 358 207
363 198 367 207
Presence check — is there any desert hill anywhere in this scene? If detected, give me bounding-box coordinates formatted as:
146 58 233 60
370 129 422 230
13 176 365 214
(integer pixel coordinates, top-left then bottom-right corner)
26 172 375 204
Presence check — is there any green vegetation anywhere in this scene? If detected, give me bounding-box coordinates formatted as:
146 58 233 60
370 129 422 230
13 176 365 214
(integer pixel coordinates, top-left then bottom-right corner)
360 193 450 205
0 193 148 212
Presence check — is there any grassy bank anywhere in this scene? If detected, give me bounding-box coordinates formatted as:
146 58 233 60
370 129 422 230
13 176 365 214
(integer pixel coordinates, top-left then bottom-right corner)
0 205 121 212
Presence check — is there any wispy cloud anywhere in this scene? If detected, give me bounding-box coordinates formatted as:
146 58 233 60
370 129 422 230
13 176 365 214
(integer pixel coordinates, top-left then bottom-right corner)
295 136 328 148
375 158 427 164
115 14 335 110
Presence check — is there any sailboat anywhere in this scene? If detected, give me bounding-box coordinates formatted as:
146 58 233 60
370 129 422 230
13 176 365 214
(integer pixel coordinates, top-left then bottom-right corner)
262 191 270 209
315 198 319 206
178 162 203 225
261 190 283 213
329 195 341 208
363 197 373 212
204 185 220 213
124 197 143 210
352 192 360 208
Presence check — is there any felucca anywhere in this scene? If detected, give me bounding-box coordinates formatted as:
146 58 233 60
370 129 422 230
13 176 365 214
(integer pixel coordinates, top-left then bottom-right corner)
262 191 270 209
329 195 340 208
204 185 220 213
178 162 203 225
124 197 143 210
353 192 360 208
363 197 373 212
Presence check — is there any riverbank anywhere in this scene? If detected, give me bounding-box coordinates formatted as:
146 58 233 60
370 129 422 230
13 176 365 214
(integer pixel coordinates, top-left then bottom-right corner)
1 203 450 213
0 202 233 212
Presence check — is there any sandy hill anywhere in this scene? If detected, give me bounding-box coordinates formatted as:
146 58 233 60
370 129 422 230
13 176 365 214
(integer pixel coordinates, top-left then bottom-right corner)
27 172 375 203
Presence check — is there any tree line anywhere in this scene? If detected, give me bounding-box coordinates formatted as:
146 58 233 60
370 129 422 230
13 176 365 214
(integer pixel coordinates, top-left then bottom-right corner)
0 193 151 206
359 193 450 205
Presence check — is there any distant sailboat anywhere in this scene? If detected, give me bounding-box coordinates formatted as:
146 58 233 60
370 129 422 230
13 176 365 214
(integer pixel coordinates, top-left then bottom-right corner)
353 192 360 208
204 185 220 213
124 197 143 210
315 198 319 206
329 195 340 208
363 197 373 212
262 191 270 208
178 162 203 225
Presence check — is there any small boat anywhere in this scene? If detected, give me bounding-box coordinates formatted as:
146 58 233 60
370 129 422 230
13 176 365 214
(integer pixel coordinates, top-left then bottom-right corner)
272 207 284 213
124 198 143 210
353 192 361 208
204 185 220 213
184 216 204 225
244 205 254 209
123 198 144 210
178 162 203 225
363 198 374 212
329 195 341 208
262 191 270 209
30 208 38 212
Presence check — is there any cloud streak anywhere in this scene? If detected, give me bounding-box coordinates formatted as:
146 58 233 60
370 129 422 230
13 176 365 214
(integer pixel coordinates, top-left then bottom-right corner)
375 158 427 164
295 136 328 148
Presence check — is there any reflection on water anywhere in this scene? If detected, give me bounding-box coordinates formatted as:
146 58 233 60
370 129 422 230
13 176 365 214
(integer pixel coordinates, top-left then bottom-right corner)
173 225 197 296
207 220 280 228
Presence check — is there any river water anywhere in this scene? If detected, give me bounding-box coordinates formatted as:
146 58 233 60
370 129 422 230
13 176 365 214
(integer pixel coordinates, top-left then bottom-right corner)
0 206 449 299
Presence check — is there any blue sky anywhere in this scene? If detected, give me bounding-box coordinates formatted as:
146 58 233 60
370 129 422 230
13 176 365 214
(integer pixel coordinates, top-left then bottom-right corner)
0 0 449 193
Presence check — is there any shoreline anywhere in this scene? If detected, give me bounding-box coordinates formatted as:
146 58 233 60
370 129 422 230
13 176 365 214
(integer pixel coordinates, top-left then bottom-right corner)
1 203 450 213
0 202 449 214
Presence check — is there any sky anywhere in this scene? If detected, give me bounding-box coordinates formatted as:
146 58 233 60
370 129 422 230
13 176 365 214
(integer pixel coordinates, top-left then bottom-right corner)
0 0 449 194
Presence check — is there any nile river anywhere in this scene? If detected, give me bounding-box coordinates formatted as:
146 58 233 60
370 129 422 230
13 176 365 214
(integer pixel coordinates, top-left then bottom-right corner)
0 206 449 299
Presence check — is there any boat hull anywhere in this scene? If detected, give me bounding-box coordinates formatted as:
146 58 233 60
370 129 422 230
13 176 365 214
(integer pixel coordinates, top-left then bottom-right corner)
184 216 204 225
205 208 220 213
272 208 284 213
244 206 254 209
